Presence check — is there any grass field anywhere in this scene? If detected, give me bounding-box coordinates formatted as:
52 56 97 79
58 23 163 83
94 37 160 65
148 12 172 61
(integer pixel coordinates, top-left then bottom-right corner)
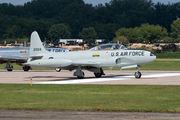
0 84 180 112
155 52 180 59
1 60 180 71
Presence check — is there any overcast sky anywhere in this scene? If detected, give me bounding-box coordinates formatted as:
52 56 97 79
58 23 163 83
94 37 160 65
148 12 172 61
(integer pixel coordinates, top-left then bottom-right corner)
0 0 179 6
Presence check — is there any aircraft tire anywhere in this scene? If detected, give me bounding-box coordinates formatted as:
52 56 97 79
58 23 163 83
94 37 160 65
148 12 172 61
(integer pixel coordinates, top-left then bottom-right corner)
7 65 13 71
23 66 30 71
55 68 61 72
134 71 141 79
77 72 84 79
7 69 13 71
94 73 102 78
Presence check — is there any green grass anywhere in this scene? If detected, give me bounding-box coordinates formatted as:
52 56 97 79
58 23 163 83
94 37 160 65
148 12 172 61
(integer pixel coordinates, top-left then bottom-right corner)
155 52 180 59
141 61 180 70
0 84 180 112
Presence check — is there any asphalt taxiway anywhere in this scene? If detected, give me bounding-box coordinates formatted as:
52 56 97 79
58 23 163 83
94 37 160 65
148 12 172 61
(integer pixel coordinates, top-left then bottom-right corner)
0 70 180 85
1 110 180 120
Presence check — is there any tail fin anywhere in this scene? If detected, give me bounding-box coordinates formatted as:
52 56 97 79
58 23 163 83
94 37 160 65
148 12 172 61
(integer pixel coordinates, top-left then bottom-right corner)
30 31 49 57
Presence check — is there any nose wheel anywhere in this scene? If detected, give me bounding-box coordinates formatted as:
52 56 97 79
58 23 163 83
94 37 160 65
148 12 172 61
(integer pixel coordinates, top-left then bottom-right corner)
134 71 141 78
134 66 141 79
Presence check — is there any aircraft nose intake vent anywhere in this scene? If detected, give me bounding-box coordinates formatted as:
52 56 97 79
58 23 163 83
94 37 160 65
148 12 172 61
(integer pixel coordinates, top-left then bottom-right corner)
116 58 121 64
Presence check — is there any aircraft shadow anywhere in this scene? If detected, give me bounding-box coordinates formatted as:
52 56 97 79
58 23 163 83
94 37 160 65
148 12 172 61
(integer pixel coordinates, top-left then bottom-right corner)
26 74 129 82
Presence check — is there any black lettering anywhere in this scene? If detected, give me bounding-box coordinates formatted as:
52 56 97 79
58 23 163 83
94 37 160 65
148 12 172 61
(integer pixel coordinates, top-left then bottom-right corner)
116 52 119 56
131 52 133 56
33 48 41 51
111 53 115 57
128 51 145 56
120 52 124 56
124 52 128 56
136 52 138 56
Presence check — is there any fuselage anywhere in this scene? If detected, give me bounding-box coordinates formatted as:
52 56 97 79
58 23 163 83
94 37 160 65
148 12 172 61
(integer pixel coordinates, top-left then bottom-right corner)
27 49 156 68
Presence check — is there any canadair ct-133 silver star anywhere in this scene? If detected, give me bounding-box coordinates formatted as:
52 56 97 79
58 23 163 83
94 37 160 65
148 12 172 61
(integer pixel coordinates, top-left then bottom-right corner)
25 31 156 79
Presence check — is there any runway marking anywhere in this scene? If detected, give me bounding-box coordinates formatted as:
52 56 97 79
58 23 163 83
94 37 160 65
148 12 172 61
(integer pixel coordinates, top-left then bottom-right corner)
35 73 180 84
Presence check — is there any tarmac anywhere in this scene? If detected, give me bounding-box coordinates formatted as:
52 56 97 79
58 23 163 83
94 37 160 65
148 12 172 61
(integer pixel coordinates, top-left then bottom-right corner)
0 70 180 85
1 69 180 120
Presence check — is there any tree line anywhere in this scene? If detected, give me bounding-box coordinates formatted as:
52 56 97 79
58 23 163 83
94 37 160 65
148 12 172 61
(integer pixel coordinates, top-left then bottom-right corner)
0 0 180 44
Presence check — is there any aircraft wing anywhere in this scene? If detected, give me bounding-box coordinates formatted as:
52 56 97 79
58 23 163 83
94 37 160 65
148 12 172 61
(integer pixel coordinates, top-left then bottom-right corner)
72 60 100 66
0 55 28 63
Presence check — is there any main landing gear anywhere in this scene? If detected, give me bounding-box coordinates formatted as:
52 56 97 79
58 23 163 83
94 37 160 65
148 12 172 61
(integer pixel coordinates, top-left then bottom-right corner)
94 68 105 78
4 62 32 71
23 66 31 71
73 66 105 79
4 62 13 71
5 64 13 71
73 66 85 79
134 66 141 79
55 68 61 72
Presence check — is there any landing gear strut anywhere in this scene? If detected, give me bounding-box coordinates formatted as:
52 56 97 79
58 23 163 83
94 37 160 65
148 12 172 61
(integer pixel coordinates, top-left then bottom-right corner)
134 66 141 79
73 65 85 79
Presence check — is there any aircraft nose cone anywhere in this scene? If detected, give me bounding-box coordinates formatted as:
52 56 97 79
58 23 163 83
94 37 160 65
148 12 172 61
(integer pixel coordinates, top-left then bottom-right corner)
149 53 156 62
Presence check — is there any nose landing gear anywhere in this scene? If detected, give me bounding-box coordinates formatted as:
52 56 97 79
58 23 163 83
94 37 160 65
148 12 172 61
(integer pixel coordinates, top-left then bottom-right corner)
134 71 141 78
134 66 141 79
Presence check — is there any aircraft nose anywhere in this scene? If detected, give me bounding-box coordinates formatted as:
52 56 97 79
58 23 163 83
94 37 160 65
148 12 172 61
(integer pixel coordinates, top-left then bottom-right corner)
149 52 156 62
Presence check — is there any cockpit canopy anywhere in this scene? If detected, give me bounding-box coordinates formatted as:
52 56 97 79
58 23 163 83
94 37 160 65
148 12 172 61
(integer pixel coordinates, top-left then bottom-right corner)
90 43 127 51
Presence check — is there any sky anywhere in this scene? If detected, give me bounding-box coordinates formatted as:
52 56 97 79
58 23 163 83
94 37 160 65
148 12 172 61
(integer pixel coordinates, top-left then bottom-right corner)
0 0 179 6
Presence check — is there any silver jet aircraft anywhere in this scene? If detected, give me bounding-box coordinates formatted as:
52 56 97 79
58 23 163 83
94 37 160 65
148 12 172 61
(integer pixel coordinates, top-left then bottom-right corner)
25 31 156 79
0 41 69 71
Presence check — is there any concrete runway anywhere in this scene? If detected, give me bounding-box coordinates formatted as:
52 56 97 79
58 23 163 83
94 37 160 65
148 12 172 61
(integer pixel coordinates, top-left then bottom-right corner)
0 70 180 85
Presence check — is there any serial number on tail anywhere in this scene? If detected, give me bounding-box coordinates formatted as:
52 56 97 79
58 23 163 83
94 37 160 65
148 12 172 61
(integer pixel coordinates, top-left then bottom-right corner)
33 48 41 51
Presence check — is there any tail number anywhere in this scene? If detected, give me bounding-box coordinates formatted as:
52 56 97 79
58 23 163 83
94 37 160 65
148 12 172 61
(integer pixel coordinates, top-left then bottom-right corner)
33 48 41 51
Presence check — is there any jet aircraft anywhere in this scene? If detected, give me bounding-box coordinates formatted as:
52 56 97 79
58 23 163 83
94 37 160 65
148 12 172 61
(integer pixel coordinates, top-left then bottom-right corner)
25 31 156 79
0 41 69 71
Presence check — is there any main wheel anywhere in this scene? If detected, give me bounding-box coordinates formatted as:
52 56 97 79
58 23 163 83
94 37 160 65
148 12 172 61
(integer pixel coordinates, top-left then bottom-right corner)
134 71 141 79
55 68 61 72
23 66 30 71
77 72 84 79
94 73 102 78
7 65 13 71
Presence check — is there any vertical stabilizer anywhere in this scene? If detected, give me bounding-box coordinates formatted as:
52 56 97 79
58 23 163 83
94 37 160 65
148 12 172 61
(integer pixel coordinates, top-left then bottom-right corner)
30 31 49 57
